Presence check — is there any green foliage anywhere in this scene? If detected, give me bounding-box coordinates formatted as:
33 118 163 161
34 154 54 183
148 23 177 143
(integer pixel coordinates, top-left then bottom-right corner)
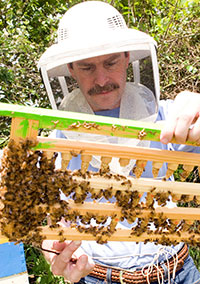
1 0 65 108
25 245 65 284
110 0 200 98
190 246 200 271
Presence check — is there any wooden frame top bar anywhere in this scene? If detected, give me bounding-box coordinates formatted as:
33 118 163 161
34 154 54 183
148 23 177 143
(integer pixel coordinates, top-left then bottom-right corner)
0 102 198 146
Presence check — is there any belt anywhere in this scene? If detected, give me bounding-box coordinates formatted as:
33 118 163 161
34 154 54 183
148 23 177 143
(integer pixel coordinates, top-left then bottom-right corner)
89 243 189 284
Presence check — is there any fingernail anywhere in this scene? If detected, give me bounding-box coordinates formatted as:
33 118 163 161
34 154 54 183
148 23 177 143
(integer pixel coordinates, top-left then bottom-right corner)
73 240 82 246
79 255 88 269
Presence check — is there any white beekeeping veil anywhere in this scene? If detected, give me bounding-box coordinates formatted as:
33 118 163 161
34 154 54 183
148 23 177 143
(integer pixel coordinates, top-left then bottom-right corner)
38 1 160 111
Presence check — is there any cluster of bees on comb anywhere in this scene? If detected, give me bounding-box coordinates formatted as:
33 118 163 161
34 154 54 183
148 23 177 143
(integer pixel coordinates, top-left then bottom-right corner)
0 138 200 247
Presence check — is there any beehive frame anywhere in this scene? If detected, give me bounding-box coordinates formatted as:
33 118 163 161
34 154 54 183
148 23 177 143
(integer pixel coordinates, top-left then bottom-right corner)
0 102 200 246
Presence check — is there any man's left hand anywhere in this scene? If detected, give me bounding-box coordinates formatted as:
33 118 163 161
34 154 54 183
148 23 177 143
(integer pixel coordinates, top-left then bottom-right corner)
160 91 200 144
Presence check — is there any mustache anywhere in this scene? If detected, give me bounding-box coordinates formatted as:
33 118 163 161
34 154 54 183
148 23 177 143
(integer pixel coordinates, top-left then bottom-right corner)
88 83 119 96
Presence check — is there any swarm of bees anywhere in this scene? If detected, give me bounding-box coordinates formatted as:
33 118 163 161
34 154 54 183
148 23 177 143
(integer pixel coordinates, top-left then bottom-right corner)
0 138 200 247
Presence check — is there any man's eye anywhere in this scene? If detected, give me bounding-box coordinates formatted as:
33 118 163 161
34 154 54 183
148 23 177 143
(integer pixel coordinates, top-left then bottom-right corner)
81 67 92 71
106 61 117 67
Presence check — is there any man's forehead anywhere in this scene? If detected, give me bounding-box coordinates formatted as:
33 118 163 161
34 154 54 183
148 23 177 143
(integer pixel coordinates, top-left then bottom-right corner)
75 53 122 65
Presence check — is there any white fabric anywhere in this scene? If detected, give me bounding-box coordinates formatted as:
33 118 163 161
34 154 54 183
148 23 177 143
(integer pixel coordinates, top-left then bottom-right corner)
38 2 156 77
59 82 157 175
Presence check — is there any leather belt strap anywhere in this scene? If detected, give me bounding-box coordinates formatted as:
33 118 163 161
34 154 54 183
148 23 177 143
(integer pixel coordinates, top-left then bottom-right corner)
89 243 189 284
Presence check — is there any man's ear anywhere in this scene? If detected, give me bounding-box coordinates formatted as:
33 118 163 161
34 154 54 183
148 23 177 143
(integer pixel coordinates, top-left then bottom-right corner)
67 63 76 79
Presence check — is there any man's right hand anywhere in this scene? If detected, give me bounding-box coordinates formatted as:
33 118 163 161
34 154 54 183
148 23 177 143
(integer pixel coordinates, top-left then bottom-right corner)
42 240 95 283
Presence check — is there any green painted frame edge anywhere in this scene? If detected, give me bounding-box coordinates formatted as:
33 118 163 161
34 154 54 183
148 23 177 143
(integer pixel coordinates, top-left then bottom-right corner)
0 102 198 146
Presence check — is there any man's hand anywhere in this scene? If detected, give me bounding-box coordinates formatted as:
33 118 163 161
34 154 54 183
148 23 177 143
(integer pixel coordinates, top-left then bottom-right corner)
42 240 95 283
160 91 200 144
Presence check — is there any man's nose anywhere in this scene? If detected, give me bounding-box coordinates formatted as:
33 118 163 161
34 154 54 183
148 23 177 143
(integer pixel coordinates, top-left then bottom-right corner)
93 68 109 87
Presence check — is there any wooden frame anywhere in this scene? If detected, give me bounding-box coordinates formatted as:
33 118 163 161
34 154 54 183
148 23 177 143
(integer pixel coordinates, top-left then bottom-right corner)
0 102 200 245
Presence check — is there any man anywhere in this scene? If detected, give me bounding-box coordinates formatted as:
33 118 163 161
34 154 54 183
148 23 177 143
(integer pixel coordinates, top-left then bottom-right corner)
38 1 200 283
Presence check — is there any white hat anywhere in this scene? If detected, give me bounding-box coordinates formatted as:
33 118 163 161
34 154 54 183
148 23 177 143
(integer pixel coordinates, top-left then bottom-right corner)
38 1 160 109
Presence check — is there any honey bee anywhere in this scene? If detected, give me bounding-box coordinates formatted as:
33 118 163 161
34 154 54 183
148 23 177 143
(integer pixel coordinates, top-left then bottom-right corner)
111 124 117 131
68 121 81 129
103 187 113 199
113 174 122 181
137 129 147 140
